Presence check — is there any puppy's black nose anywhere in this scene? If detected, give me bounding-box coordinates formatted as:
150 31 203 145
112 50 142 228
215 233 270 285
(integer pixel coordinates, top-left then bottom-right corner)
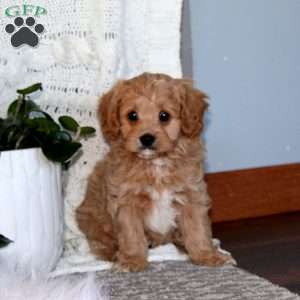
140 134 156 148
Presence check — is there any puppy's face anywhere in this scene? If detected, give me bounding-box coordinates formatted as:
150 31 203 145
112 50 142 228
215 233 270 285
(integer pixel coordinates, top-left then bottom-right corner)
99 73 208 159
118 84 181 159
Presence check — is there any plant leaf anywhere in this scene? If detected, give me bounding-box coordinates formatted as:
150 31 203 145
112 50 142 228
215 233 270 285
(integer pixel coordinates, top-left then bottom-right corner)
0 118 7 134
58 116 79 132
42 141 82 163
28 110 55 123
28 110 51 120
17 83 42 95
7 99 26 119
26 118 60 135
53 131 72 142
80 126 96 136
8 99 40 118
26 100 40 113
0 234 13 248
0 123 23 150
28 111 47 119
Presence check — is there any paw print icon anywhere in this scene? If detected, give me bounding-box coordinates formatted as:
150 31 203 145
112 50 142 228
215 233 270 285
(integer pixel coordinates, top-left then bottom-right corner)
5 17 45 48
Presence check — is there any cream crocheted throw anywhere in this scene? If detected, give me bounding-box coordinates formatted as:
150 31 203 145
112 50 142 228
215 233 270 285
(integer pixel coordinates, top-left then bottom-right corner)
0 0 214 275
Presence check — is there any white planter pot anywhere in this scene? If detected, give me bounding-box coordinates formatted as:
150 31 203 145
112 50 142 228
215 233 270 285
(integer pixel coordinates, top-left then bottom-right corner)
0 148 64 274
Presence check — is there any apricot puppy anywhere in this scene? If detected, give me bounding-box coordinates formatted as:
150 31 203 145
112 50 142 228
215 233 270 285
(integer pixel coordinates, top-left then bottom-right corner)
76 73 234 271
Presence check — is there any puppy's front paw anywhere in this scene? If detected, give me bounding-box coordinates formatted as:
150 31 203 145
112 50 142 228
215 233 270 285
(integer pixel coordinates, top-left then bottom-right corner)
116 253 148 272
191 250 236 267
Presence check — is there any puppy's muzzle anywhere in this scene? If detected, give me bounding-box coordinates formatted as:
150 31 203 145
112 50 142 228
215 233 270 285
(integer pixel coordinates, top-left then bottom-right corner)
140 133 156 149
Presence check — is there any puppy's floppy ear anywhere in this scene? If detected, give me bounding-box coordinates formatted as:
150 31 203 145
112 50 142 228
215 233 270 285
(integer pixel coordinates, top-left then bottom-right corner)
177 80 208 138
98 82 123 144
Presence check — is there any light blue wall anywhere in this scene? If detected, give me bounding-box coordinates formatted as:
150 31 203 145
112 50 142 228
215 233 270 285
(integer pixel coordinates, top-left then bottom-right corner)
188 0 300 172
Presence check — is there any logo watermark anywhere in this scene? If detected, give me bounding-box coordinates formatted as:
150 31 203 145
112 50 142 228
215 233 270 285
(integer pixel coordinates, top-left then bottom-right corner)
4 4 47 48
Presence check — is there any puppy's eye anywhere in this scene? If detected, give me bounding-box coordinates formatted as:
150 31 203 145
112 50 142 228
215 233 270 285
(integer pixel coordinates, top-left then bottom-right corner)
159 111 170 123
128 111 138 122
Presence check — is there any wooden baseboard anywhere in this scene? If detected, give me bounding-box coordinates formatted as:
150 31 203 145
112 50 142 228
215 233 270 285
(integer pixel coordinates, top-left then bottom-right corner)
206 163 300 223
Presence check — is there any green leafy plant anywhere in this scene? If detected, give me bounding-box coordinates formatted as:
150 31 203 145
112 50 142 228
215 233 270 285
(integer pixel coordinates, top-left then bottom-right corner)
0 83 96 166
0 234 13 248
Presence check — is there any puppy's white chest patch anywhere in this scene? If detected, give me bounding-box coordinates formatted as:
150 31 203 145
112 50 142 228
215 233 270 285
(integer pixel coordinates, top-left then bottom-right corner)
145 188 178 235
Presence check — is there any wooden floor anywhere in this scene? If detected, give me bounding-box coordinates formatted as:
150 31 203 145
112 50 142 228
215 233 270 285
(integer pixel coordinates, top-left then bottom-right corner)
213 212 300 294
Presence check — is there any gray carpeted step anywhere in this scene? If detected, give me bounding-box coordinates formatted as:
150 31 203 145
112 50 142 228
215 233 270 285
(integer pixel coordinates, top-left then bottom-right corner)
97 261 300 300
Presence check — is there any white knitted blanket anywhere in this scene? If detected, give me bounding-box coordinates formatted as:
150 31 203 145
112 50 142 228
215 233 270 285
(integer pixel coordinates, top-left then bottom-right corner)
0 0 183 275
